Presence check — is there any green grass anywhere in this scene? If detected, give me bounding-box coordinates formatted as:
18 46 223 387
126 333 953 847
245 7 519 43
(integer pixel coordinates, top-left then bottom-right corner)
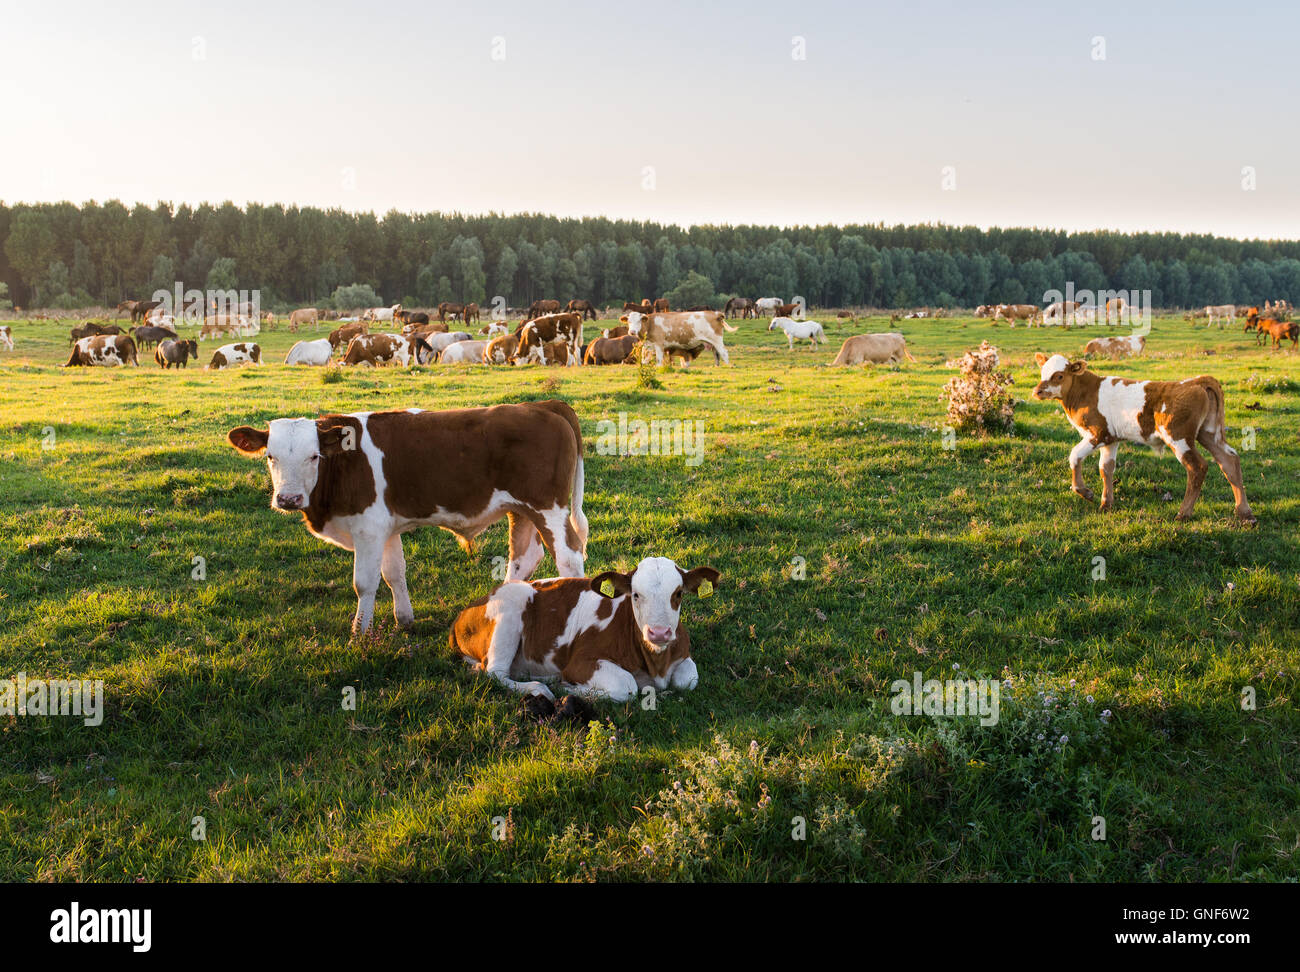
1 313 1297 881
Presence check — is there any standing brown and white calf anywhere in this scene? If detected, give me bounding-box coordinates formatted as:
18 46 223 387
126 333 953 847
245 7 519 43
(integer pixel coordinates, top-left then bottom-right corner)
227 401 589 633
450 557 719 701
1032 353 1254 522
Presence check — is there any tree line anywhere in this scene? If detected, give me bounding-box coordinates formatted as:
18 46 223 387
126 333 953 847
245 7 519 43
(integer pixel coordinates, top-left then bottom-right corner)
3 200 1299 312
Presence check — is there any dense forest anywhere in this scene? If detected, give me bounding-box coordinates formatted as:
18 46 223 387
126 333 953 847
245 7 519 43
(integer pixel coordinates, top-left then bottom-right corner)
4 200 1300 311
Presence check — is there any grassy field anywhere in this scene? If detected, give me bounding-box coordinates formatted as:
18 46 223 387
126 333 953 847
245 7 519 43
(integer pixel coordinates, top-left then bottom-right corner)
1 312 1297 882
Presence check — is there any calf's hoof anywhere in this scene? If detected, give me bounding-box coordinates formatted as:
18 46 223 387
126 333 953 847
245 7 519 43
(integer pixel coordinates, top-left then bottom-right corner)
1236 509 1258 525
1098 499 1114 512
1072 486 1096 503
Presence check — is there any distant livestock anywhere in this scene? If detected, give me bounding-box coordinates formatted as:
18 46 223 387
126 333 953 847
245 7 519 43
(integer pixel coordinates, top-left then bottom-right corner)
1084 334 1146 358
206 342 262 370
623 310 736 366
66 334 138 367
155 339 199 368
830 333 914 365
285 338 334 366
768 317 825 350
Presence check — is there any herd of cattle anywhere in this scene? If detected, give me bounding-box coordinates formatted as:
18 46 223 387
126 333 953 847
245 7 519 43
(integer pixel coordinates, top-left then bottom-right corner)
2 291 1289 704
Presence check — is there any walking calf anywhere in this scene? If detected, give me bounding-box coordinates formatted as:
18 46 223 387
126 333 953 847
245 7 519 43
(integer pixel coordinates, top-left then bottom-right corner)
1032 353 1254 522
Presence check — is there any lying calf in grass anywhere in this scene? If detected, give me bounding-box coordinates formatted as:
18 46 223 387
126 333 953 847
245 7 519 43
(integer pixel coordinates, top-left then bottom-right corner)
450 557 719 702
1032 353 1254 523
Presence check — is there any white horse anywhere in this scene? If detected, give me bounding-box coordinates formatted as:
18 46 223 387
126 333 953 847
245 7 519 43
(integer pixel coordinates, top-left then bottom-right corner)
768 316 826 350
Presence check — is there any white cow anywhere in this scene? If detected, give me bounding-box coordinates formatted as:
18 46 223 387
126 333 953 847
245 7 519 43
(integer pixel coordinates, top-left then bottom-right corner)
439 339 490 363
0 325 12 350
364 304 402 323
767 316 826 350
423 331 473 356
284 338 334 366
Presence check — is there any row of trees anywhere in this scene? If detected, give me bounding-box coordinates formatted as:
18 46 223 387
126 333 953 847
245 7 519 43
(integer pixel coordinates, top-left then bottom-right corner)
3 200 1299 311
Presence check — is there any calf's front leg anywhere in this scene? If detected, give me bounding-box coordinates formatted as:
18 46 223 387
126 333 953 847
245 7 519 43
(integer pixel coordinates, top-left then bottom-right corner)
350 537 385 635
1069 438 1098 503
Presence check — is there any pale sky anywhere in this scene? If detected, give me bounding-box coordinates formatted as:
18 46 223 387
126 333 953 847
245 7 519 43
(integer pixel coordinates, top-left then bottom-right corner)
3 0 1297 239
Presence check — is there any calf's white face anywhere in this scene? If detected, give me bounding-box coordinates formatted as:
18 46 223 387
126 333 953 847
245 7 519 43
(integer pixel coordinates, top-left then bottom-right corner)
592 557 719 650
228 418 324 511
625 311 645 336
1032 353 1072 401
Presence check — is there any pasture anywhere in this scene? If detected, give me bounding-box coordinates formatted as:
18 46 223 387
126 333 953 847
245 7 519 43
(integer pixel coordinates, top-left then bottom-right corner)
1 313 1297 881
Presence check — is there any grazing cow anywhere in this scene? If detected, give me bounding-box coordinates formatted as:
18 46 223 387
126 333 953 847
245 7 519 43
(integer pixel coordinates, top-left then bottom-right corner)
755 297 782 317
653 298 670 313
584 334 639 365
974 305 993 318
200 315 256 340
285 338 335 366
830 333 915 366
0 325 11 350
342 333 433 367
421 331 473 357
775 302 801 319
463 303 481 326
623 310 736 366
1083 334 1146 358
514 312 583 362
65 334 139 367
439 340 490 364
484 332 521 364
450 557 719 701
289 308 319 332
155 339 199 368
836 310 856 322
519 342 579 366
479 321 508 337
364 304 402 323
566 299 598 321
995 304 1040 326
226 401 589 633
1032 353 1254 522
207 342 262 370
1242 307 1262 333
437 302 464 324
724 296 756 318
408 321 450 337
601 324 630 339
328 322 369 349
262 311 276 327
130 324 178 349
1255 317 1299 350
1205 304 1237 329
768 316 826 350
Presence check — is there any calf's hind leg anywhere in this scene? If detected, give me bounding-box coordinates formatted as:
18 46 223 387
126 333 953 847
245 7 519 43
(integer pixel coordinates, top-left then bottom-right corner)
1197 429 1255 523
381 533 413 627
1097 442 1119 511
1169 438 1208 521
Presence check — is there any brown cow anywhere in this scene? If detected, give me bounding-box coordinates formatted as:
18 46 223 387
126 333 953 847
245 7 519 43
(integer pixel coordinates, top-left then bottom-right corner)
463 303 481 325
583 334 639 365
514 312 583 363
226 401 589 633
130 324 178 349
484 332 520 364
1032 353 1253 522
653 298 669 313
328 323 369 349
1255 317 1299 349
527 299 562 319
438 302 464 324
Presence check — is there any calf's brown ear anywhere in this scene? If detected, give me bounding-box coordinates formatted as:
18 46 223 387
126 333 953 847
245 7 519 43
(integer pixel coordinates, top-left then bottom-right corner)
1034 352 1048 366
227 426 269 455
682 566 721 597
591 571 633 599
1067 360 1087 374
